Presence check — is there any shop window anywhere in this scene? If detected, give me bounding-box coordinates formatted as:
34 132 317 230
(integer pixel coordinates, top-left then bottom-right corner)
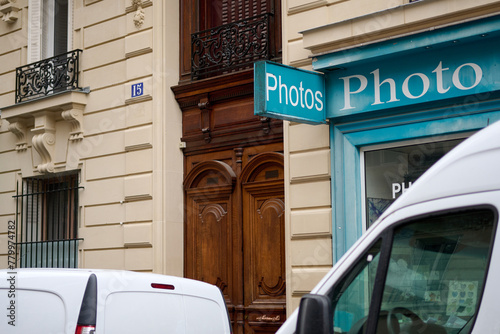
14 172 81 268
364 139 464 227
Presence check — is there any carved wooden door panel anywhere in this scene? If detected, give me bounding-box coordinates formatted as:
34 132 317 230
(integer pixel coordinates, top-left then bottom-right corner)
184 153 285 334
241 153 286 333
184 161 237 323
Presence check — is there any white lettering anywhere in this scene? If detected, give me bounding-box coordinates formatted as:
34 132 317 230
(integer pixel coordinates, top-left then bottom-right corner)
266 73 277 101
290 85 299 106
402 181 412 194
279 76 288 104
402 73 430 99
392 183 401 199
453 63 482 90
305 89 314 109
392 182 413 199
315 91 324 111
340 74 368 110
266 75 324 112
371 69 400 105
342 61 484 109
299 82 305 108
432 61 450 94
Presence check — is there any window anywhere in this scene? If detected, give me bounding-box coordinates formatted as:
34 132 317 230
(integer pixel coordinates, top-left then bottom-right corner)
42 0 68 58
364 139 464 227
180 0 281 82
28 0 71 62
378 209 495 334
328 208 496 334
330 240 382 333
15 172 81 268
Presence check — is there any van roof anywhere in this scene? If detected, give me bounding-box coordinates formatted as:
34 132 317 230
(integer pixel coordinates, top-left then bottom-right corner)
379 119 500 219
0 268 221 297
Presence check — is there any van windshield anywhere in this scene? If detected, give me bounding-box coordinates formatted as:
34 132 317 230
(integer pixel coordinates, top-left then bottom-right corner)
378 208 495 334
329 208 496 334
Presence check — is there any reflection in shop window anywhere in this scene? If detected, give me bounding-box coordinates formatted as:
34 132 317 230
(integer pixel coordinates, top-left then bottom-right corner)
364 139 463 227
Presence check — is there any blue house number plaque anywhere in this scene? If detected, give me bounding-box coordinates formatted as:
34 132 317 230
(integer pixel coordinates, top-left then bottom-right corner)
131 83 144 98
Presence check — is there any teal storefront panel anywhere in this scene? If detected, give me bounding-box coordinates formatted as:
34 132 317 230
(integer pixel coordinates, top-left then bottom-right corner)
325 35 500 119
313 15 500 262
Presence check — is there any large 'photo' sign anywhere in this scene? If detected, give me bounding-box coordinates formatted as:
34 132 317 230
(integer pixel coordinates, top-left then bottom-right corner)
327 36 500 119
254 61 326 124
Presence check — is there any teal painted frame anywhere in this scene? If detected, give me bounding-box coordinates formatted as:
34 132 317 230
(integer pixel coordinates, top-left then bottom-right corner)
322 14 500 262
330 100 500 262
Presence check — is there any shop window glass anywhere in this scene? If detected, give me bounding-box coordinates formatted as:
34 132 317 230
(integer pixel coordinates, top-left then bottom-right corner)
365 139 463 227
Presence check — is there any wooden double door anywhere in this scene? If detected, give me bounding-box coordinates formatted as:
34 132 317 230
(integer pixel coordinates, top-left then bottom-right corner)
184 150 285 333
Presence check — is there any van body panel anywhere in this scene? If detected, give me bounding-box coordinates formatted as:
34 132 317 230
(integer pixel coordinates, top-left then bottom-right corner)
278 119 500 334
0 269 231 333
103 292 186 334
1 269 91 334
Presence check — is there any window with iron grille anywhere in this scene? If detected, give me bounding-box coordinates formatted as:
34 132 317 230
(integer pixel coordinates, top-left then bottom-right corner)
180 0 282 82
14 172 82 268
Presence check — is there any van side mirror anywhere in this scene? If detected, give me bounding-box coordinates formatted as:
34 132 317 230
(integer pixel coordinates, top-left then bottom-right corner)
296 294 333 334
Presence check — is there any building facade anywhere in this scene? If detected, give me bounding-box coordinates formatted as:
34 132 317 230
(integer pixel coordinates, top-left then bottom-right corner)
283 0 500 316
173 1 286 332
0 0 184 274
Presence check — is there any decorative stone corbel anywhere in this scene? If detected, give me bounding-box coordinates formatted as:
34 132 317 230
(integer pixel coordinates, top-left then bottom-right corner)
31 112 56 173
8 120 28 151
61 107 84 141
0 0 20 23
132 0 145 28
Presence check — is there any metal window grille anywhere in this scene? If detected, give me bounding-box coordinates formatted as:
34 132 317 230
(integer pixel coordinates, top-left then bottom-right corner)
13 172 83 268
191 13 274 79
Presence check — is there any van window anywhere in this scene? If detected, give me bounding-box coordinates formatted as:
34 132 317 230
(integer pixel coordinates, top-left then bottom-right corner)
328 208 496 334
377 208 495 334
329 239 382 333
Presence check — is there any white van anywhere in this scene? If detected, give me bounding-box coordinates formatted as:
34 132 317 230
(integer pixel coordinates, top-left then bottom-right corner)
0 268 231 334
278 119 500 334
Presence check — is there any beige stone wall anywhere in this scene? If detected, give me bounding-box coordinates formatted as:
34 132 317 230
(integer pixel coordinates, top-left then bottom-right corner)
283 0 500 315
0 0 183 275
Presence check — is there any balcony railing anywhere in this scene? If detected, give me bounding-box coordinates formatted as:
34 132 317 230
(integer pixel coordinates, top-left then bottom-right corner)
15 49 82 103
191 13 273 79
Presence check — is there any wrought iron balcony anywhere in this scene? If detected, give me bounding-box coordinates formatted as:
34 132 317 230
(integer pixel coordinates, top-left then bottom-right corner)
191 13 273 80
16 49 82 103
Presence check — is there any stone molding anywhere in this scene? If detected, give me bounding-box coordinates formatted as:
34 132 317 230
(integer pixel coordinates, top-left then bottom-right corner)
2 91 88 173
0 0 20 23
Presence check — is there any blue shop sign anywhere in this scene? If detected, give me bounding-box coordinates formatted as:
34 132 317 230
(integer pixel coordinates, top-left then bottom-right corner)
324 35 500 119
254 61 326 124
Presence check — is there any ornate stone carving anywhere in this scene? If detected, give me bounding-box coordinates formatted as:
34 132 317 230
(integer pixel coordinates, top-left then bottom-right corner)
8 120 28 151
61 108 84 141
0 0 20 23
31 112 56 173
132 0 145 28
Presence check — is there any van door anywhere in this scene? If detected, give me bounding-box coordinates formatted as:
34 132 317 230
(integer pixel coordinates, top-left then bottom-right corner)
328 206 497 334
